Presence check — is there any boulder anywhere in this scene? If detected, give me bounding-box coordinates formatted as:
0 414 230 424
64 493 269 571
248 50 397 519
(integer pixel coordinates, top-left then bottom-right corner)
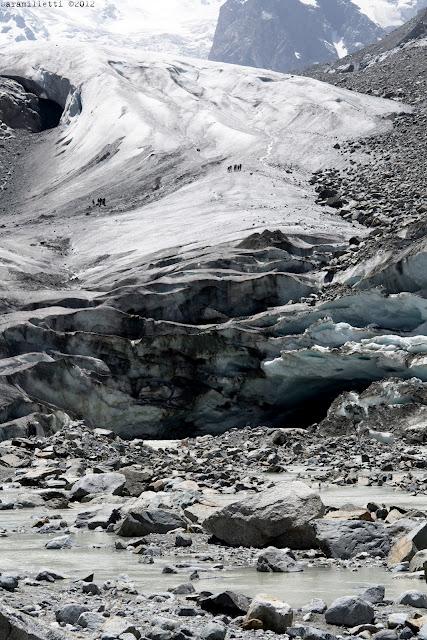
360 585 385 604
316 520 390 559
120 466 152 497
301 599 327 614
55 603 90 625
116 508 186 537
45 535 73 550
397 591 427 608
0 575 19 592
256 547 304 573
101 616 141 639
409 550 427 572
0 601 66 639
70 473 126 501
175 533 192 548
201 622 227 640
243 596 293 633
325 597 375 627
388 522 427 566
204 481 324 548
199 591 251 617
77 611 105 630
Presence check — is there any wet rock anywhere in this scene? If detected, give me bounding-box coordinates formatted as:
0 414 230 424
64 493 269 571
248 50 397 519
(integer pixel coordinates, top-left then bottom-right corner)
360 585 385 604
170 583 195 595
397 591 427 608
243 596 293 633
325 596 375 627
55 602 91 625
70 472 126 501
256 546 304 572
45 534 73 550
35 569 65 582
316 520 390 559
199 591 251 617
204 481 324 548
116 508 186 537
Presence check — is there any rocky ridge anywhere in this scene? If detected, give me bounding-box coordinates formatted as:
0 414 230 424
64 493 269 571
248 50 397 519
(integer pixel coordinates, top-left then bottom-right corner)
209 0 384 73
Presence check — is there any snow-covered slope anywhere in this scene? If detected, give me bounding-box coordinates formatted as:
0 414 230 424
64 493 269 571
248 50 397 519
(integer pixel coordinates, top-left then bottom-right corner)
0 0 224 56
0 42 404 256
351 0 427 28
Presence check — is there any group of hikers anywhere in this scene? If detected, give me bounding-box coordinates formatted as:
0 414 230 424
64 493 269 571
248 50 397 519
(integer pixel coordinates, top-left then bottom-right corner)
227 164 242 172
92 198 106 207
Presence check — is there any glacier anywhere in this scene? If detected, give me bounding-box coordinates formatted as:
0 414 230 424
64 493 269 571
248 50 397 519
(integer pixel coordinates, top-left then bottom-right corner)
0 41 423 439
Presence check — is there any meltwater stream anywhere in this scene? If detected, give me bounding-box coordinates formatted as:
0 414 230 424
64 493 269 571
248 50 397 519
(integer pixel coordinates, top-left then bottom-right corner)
0 485 425 608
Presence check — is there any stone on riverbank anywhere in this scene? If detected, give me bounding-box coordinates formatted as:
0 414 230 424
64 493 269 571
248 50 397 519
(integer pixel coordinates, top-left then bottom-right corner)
325 597 375 627
204 481 324 548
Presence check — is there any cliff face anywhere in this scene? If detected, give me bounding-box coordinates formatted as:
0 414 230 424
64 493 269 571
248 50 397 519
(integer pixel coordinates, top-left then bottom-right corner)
209 0 384 72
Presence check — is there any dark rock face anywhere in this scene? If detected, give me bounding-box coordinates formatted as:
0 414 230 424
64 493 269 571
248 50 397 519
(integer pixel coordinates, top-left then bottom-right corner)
0 77 63 132
209 0 383 73
116 508 186 537
316 520 391 559
0 78 41 132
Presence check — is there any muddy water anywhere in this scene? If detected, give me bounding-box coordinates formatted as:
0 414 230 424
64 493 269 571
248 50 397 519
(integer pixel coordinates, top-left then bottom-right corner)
0 502 423 607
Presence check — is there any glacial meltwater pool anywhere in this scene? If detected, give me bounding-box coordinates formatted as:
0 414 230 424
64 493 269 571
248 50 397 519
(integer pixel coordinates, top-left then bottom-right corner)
0 501 424 608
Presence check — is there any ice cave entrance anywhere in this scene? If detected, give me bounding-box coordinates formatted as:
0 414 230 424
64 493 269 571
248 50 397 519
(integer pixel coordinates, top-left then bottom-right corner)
38 97 63 130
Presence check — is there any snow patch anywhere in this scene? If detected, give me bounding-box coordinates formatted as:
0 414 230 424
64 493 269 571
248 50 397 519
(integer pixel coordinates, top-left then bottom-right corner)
334 38 349 58
299 0 319 7
351 0 427 28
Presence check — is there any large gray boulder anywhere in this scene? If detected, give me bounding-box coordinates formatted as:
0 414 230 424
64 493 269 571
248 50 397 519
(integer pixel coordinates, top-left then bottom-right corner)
316 520 390 559
256 546 304 572
199 591 251 617
397 591 427 608
116 508 186 537
325 597 375 627
70 473 126 501
243 596 293 633
204 481 324 548
55 603 90 625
